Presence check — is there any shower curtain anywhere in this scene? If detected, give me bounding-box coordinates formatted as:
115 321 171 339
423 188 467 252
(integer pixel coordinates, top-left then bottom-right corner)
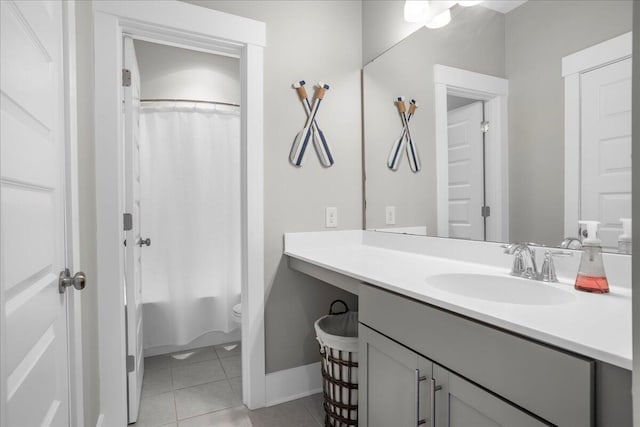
139 102 241 349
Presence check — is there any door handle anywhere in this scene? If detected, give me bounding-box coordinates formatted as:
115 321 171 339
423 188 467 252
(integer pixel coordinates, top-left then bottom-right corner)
429 378 442 427
138 238 151 247
59 268 86 293
415 369 427 426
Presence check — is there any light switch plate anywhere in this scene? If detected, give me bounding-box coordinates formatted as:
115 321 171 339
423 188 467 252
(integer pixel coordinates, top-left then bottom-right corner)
385 206 396 225
325 207 338 228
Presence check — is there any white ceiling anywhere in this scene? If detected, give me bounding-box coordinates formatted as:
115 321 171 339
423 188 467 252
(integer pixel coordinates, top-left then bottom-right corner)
481 0 528 14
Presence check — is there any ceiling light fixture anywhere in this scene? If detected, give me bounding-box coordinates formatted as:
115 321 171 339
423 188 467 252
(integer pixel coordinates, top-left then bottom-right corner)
404 0 484 29
425 9 452 29
404 1 429 23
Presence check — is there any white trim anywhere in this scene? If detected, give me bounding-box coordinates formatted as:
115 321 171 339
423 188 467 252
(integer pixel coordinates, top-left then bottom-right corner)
93 2 266 424
62 1 84 425
562 32 632 77
563 33 632 239
265 362 323 407
434 64 508 96
93 0 265 48
95 413 105 427
240 42 266 410
433 65 509 242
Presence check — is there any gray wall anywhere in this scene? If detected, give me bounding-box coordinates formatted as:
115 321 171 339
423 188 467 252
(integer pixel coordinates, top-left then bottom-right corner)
363 6 505 230
632 2 639 423
362 0 423 65
506 0 633 246
447 95 476 111
133 40 240 104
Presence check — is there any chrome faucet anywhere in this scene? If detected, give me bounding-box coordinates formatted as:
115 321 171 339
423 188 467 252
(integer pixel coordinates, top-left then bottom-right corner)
503 243 574 282
503 243 539 280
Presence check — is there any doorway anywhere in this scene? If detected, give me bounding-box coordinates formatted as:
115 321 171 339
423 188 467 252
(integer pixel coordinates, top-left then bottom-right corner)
446 97 487 241
123 38 244 423
93 2 265 424
434 64 509 243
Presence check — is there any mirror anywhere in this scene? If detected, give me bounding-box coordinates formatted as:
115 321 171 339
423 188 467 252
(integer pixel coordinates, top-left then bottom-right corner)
363 0 633 252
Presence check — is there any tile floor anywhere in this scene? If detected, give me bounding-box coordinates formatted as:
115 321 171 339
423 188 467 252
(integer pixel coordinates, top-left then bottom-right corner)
134 342 325 427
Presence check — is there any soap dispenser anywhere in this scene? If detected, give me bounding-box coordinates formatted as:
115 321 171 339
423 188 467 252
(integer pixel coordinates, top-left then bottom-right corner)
618 218 632 254
575 221 609 293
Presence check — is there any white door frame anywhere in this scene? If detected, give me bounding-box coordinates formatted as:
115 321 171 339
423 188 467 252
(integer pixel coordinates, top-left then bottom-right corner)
562 32 632 238
93 2 266 424
434 64 509 242
61 2 85 425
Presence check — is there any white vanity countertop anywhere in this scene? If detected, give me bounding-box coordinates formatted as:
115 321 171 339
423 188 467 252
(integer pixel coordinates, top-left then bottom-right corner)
284 230 632 370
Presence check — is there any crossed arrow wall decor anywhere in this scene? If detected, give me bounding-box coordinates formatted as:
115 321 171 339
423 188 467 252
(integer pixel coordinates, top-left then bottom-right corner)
290 80 334 167
387 97 421 173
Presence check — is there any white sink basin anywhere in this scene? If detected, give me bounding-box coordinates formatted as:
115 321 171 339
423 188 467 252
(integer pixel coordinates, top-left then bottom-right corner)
426 273 576 305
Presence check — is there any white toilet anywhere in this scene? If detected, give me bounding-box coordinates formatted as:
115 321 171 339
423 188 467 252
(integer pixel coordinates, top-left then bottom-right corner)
232 303 242 326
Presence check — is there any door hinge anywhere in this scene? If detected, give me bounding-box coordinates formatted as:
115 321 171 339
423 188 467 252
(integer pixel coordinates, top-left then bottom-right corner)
481 206 491 218
480 121 490 133
127 355 135 372
122 68 132 87
123 213 133 231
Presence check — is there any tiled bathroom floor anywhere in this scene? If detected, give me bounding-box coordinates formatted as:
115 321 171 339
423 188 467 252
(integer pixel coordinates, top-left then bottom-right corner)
135 342 324 426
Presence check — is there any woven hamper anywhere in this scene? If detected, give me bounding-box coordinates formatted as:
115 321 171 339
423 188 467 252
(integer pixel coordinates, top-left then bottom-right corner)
314 300 359 427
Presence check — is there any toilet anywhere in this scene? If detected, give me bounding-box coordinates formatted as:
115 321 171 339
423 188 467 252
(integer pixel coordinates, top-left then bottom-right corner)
232 303 242 326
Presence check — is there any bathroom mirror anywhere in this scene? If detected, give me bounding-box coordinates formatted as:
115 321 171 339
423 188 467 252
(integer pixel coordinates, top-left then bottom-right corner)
363 0 633 252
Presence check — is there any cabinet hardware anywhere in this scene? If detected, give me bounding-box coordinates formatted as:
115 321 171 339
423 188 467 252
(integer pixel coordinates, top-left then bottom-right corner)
416 370 427 426
429 378 442 427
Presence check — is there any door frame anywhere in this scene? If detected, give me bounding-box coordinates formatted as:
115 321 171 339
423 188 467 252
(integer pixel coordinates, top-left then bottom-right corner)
562 32 632 238
433 64 509 242
92 1 266 424
62 2 85 425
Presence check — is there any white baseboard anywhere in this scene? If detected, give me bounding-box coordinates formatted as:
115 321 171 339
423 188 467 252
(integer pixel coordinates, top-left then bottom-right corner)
95 414 104 427
265 362 323 407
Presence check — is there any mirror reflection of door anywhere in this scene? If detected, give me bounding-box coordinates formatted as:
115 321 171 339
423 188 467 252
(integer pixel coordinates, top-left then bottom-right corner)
580 57 632 251
447 99 486 241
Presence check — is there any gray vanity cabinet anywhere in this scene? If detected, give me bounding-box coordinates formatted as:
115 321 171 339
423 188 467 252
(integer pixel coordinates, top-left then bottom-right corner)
432 364 547 427
359 284 595 427
359 324 433 427
359 324 546 427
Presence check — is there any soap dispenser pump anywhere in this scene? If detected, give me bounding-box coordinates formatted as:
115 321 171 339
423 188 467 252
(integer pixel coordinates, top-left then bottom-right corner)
575 221 609 293
618 218 632 254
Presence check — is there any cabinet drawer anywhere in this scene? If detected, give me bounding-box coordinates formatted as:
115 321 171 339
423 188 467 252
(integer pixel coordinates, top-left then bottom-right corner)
360 284 594 427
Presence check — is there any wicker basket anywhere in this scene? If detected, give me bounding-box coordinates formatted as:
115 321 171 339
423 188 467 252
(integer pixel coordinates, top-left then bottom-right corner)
314 300 358 427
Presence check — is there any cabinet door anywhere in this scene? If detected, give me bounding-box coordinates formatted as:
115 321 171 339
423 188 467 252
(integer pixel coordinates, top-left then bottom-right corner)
359 325 432 427
433 365 549 427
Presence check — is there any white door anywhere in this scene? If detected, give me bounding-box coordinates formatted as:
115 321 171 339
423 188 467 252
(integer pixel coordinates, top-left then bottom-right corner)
580 57 632 250
1 1 72 426
123 37 144 423
447 101 485 240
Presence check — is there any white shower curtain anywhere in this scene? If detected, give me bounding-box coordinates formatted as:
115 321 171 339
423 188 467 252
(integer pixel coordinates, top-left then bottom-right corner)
139 102 241 349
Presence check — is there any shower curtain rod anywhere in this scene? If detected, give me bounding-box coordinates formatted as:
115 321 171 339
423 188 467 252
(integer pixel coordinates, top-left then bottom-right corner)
140 98 240 107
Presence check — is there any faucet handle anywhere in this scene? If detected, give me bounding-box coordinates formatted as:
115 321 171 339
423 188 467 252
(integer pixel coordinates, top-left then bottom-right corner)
502 242 528 254
541 250 573 282
501 243 517 254
560 237 582 249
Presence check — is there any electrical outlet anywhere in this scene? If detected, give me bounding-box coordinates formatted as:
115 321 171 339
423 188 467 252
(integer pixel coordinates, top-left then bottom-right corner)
385 206 396 225
325 207 338 228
